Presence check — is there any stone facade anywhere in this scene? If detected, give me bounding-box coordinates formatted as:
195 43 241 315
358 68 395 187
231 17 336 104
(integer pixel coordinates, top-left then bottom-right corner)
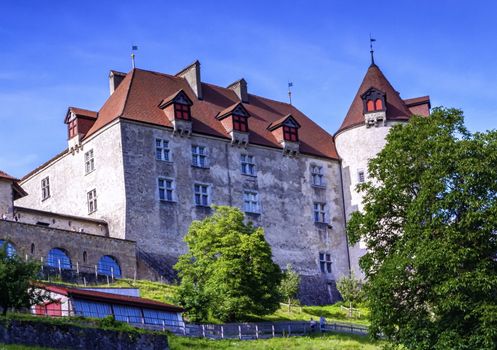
0 219 136 278
0 179 13 218
334 121 405 278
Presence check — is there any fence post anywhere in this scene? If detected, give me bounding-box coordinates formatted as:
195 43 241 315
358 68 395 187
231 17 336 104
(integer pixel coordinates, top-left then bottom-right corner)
255 324 259 339
95 265 98 280
202 325 206 338
272 324 275 338
288 324 291 336
238 325 242 340
221 325 224 339
76 261 79 274
162 320 165 332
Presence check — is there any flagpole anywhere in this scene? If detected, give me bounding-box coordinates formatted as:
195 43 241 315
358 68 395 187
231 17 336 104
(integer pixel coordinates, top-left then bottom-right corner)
288 82 293 105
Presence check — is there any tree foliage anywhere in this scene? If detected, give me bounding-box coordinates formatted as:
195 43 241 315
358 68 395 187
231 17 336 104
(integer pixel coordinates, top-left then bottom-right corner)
279 264 300 311
0 244 47 315
348 108 497 349
336 273 363 306
174 206 282 323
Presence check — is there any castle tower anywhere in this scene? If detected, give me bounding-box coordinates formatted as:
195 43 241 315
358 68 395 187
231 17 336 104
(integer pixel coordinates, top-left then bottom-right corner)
335 62 430 278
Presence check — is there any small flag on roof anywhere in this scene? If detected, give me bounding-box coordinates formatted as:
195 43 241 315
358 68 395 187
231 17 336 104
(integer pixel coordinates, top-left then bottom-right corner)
132 45 138 51
288 82 293 88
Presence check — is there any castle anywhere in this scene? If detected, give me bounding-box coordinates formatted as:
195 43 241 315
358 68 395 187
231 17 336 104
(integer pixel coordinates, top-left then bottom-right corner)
1 59 430 304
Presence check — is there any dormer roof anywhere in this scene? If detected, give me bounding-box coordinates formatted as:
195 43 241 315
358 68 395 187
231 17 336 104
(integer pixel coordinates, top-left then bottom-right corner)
158 89 193 109
267 114 301 131
64 107 97 123
0 170 28 199
336 64 428 135
216 102 250 120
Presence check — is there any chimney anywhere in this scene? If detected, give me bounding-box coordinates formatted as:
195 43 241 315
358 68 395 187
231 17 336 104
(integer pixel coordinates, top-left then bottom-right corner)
109 70 126 95
228 79 249 103
176 60 203 99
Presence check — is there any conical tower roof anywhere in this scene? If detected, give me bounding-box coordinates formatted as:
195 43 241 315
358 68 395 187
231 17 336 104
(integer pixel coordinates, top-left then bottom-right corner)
336 64 413 135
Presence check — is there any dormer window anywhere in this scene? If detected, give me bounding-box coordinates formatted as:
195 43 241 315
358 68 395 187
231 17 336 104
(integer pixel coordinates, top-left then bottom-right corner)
361 87 387 127
233 115 248 132
174 103 191 121
217 103 251 146
267 114 301 155
366 99 383 112
159 90 194 136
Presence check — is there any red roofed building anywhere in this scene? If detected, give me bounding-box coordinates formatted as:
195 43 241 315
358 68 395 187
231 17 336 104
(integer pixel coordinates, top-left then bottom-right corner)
15 59 429 303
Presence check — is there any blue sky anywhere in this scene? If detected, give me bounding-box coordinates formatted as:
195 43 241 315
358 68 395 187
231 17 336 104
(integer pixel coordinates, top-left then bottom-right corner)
1 1 496 178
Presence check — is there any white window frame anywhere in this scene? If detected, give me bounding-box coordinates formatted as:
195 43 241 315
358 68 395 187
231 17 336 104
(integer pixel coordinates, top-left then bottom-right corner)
241 154 256 176
357 169 366 183
87 189 97 214
191 145 208 168
311 165 325 187
155 138 171 162
313 202 327 223
319 252 332 274
85 149 95 174
243 191 260 213
193 183 210 207
158 177 175 202
41 177 50 200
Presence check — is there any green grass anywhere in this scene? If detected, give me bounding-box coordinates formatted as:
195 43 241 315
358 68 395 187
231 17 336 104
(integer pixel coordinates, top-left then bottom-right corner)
169 333 381 350
0 345 53 350
109 278 178 304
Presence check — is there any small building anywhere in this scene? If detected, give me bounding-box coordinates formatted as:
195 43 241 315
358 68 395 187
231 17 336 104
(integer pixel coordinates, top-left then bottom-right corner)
34 284 184 329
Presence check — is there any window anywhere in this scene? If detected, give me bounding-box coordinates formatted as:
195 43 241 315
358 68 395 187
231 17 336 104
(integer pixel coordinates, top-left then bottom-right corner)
314 202 326 223
87 189 97 214
192 146 208 168
41 177 50 200
46 248 71 270
243 191 259 213
241 154 256 176
98 255 122 278
319 252 332 274
158 178 175 202
233 115 248 132
85 149 95 174
68 119 77 138
358 170 365 183
283 126 298 142
83 251 87 263
375 99 383 110
0 240 16 258
174 103 191 120
366 100 374 112
194 184 210 206
155 139 170 161
311 166 324 187
366 98 384 112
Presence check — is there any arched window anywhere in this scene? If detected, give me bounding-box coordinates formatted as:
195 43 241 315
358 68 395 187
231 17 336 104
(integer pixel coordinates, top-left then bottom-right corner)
375 99 383 110
0 240 16 258
46 248 72 270
98 255 122 278
366 100 374 112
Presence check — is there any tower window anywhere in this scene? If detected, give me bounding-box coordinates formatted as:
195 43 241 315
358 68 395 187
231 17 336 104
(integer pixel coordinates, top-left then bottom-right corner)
367 100 374 112
375 99 383 110
311 165 325 187
41 177 50 201
68 119 78 138
283 126 298 142
87 189 97 214
358 170 366 183
319 252 332 274
85 149 95 174
233 115 248 132
174 103 191 120
313 202 327 223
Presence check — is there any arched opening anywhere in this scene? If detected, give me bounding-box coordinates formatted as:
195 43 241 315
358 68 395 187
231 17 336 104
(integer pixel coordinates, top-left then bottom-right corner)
98 255 122 278
366 100 374 112
46 248 72 270
0 240 16 258
375 98 383 110
83 251 87 263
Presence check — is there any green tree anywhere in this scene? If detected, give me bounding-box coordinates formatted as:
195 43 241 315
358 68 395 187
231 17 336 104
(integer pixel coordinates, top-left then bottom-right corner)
0 243 47 315
336 273 363 307
348 108 497 349
279 264 300 312
174 206 282 323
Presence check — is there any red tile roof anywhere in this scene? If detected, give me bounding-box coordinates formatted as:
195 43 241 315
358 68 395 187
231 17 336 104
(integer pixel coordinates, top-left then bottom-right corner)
85 68 339 160
337 64 430 135
0 170 17 181
0 170 27 198
42 284 184 313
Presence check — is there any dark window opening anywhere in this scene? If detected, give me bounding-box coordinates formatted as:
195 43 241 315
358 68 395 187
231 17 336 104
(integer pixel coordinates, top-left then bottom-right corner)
283 126 298 142
31 243 35 254
174 104 191 121
83 251 87 263
233 115 248 132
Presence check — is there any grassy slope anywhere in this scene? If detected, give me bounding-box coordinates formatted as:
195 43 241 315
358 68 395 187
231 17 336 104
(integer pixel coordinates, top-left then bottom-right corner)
0 346 51 350
169 333 381 350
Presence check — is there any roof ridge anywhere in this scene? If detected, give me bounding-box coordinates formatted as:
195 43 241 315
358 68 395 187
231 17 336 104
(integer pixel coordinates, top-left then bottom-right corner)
119 69 136 118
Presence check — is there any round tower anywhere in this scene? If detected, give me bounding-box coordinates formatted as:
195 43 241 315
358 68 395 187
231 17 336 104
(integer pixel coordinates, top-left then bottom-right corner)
335 63 430 278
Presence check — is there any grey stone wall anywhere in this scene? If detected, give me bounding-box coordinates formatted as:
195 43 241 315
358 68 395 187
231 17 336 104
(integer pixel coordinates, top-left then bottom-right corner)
16 120 127 240
0 319 169 350
120 120 350 300
0 219 136 278
0 179 13 218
